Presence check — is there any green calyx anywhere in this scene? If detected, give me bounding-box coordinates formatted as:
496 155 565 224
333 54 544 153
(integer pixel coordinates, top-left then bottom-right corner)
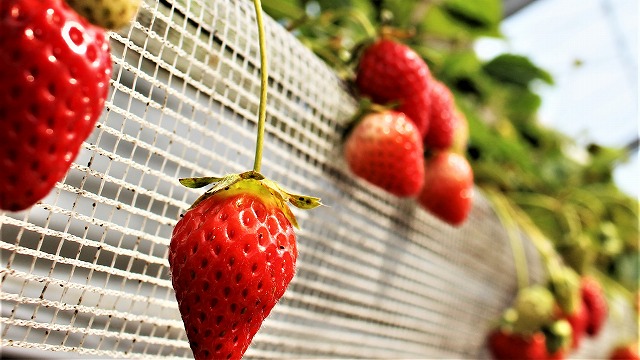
543 319 573 354
179 171 322 228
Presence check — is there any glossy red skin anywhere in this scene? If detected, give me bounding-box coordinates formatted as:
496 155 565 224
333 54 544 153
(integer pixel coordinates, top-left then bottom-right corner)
418 151 473 226
356 39 432 137
610 344 640 360
581 276 607 336
344 111 425 197
563 299 588 349
0 0 111 211
169 191 296 360
488 330 548 360
423 80 456 150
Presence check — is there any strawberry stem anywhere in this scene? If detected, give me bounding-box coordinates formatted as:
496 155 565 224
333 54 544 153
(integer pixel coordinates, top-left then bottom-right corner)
252 0 268 173
484 188 529 291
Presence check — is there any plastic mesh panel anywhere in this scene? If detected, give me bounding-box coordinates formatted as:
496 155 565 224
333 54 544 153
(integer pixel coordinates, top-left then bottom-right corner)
0 0 636 359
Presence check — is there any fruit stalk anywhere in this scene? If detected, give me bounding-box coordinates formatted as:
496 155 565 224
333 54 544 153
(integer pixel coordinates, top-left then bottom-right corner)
252 0 268 173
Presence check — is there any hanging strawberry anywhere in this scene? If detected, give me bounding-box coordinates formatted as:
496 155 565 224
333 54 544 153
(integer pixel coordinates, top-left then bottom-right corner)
344 110 425 197
418 151 474 226
0 0 112 211
168 2 320 359
170 172 320 359
355 38 433 138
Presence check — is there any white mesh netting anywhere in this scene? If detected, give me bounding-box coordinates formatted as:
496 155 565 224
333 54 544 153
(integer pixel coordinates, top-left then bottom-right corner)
0 0 636 359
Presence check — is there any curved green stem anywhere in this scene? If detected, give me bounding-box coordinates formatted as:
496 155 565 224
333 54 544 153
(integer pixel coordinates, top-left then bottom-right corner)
484 188 529 291
253 0 268 173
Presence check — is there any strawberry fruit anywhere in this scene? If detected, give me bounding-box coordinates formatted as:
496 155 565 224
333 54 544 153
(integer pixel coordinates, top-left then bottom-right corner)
488 330 548 360
563 298 588 349
418 151 474 226
170 171 320 360
610 343 640 360
0 0 112 211
423 80 457 150
344 110 425 197
355 39 432 137
581 276 607 336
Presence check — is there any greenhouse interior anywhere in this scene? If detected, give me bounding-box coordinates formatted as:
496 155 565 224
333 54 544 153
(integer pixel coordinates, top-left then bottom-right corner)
0 0 638 359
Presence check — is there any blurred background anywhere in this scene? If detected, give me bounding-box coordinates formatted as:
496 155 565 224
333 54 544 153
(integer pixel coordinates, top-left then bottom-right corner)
477 0 639 197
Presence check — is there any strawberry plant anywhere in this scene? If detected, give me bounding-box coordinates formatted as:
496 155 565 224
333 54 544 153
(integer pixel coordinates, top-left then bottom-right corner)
169 2 320 359
0 0 112 211
264 0 638 343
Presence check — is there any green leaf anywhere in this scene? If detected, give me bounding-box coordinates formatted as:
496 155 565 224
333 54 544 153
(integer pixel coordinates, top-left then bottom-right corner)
483 54 554 87
262 0 305 21
442 0 501 31
505 87 542 123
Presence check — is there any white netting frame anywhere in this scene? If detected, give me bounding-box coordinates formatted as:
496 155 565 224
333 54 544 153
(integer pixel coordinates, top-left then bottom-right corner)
0 0 636 359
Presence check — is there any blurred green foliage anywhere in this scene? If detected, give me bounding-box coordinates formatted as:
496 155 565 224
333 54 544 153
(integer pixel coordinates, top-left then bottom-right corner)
263 0 639 296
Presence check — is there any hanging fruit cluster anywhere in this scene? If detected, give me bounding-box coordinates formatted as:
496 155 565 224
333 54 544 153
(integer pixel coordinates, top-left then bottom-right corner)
345 37 474 226
488 270 610 359
0 0 139 211
264 0 638 356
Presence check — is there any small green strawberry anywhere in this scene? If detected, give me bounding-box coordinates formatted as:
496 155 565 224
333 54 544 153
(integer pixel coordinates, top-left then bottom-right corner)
511 285 556 334
66 0 141 30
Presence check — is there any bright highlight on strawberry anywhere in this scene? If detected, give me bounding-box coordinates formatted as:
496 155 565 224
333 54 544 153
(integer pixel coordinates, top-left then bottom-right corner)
0 0 112 211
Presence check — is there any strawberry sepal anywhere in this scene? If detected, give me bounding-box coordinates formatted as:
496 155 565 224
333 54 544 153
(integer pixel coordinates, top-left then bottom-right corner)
180 171 321 228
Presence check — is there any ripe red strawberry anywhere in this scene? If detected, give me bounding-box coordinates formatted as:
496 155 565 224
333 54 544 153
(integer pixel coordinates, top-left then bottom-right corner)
488 330 548 360
423 80 456 150
355 39 432 137
0 0 111 211
344 110 425 197
562 299 588 348
170 172 320 360
610 343 640 360
581 276 607 336
418 151 474 226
